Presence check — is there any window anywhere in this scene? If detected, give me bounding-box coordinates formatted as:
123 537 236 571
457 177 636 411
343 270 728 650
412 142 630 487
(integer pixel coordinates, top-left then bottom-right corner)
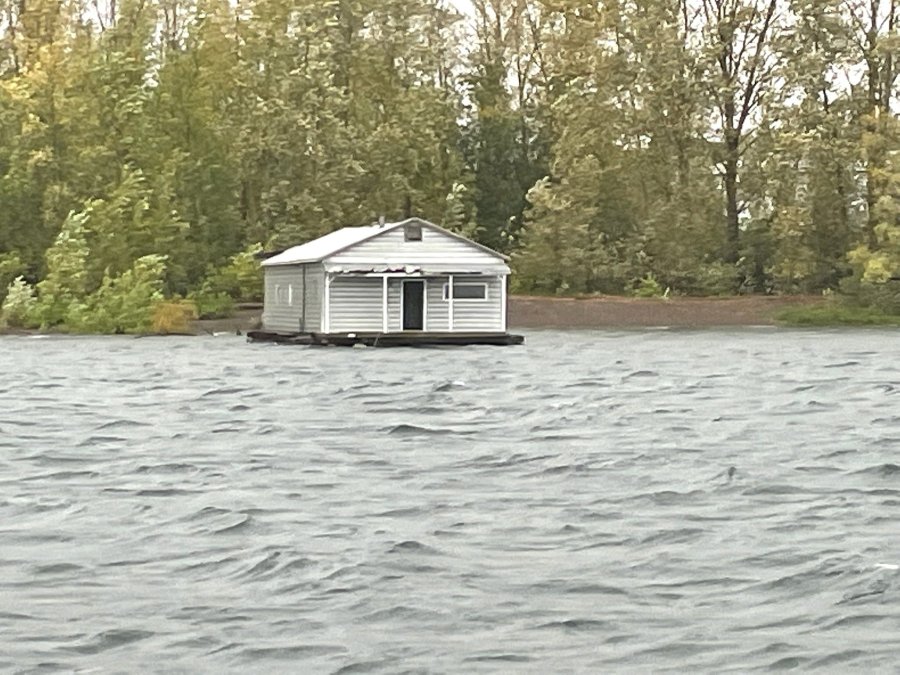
404 223 422 241
443 282 487 301
274 284 293 305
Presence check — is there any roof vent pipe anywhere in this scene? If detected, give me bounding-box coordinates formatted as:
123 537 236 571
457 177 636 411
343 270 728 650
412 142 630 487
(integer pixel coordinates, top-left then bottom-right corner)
378 215 385 227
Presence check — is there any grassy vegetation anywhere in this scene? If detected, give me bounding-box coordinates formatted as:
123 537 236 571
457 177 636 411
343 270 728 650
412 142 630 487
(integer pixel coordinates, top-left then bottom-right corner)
776 303 900 326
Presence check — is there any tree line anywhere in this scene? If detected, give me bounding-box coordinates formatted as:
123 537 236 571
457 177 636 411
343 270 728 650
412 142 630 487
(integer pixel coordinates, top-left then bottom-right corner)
0 0 898 330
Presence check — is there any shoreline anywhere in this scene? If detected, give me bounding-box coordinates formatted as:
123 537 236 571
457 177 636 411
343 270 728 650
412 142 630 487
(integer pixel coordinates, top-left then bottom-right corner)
0 295 829 336
193 295 825 334
507 294 823 329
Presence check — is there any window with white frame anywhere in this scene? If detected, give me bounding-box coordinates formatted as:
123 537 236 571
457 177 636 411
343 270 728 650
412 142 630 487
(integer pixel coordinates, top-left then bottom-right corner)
274 284 293 305
443 282 488 301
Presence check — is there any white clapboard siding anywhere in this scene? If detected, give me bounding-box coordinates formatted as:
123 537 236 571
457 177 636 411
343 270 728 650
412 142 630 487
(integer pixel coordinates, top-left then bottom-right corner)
425 280 448 331
328 223 503 269
263 263 325 332
263 266 302 332
445 276 504 331
328 276 384 332
302 265 324 332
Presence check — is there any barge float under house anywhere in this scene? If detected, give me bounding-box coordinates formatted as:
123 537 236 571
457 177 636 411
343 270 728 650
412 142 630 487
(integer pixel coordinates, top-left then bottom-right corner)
250 218 524 346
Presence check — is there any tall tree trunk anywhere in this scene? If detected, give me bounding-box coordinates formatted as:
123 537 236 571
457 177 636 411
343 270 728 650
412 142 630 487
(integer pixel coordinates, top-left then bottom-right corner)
723 144 740 263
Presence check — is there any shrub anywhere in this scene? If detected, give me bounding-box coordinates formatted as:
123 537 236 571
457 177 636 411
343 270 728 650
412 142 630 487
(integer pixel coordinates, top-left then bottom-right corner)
776 301 900 326
188 289 234 319
151 300 197 334
0 276 38 328
65 255 168 333
633 273 665 298
0 254 25 305
200 243 263 303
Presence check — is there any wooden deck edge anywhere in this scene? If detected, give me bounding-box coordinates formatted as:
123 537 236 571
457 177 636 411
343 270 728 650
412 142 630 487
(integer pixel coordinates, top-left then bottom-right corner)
246 330 525 347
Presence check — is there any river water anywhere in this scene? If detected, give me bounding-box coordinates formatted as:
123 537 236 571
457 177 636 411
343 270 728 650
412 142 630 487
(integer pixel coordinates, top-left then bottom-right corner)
1 329 899 672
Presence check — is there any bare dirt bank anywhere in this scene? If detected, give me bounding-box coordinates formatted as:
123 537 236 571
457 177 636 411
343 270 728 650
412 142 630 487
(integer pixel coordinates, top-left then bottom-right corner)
189 295 822 335
508 294 821 328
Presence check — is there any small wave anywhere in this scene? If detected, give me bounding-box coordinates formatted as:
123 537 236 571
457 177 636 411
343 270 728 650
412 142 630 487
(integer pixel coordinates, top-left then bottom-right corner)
69 629 154 655
838 577 892 604
563 583 628 596
853 463 900 477
360 605 442 622
537 618 611 631
0 611 36 621
236 552 282 579
433 380 466 391
0 418 37 427
33 562 84 575
387 540 441 555
333 659 396 674
639 528 705 545
623 370 658 379
21 453 93 465
373 507 423 518
135 463 198 474
464 653 532 663
820 614 888 630
238 645 346 660
810 650 868 668
212 426 245 434
179 556 241 575
563 379 607 389
96 419 148 430
76 435 126 446
385 423 470 436
212 514 254 535
767 656 810 669
135 488 195 497
24 470 98 481
255 424 286 435
200 386 249 398
644 489 705 505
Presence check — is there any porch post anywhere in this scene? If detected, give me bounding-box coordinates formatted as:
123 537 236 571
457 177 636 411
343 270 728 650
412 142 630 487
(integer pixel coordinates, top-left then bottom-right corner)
500 274 507 332
382 275 389 332
448 274 454 332
324 273 332 333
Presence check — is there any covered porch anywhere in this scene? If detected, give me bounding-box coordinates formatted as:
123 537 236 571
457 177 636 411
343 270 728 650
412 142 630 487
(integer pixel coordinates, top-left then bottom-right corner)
322 271 508 334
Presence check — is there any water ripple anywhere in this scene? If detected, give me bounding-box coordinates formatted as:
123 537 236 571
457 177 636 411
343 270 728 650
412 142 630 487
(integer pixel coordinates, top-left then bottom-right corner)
1 329 899 671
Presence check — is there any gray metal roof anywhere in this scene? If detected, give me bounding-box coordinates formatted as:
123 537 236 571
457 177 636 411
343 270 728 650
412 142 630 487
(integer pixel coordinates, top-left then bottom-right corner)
261 218 508 268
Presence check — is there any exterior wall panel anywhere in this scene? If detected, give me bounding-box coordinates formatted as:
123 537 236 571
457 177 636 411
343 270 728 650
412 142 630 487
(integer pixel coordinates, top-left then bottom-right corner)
328 224 504 269
303 265 323 332
445 276 504 331
329 276 384 332
262 266 304 333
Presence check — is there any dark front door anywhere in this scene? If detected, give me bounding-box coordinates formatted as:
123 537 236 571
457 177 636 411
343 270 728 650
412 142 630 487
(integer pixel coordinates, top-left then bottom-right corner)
402 280 425 330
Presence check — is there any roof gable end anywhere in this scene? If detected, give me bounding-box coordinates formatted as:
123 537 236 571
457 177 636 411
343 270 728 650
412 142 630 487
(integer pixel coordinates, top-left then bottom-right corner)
262 218 507 267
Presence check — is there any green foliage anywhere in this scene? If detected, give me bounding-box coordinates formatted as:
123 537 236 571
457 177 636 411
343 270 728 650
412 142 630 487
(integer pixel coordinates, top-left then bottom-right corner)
0 254 25 305
0 0 897 332
199 243 264 304
0 277 38 328
64 255 168 334
442 183 480 241
187 290 235 320
776 303 900 327
29 210 92 327
633 274 665 299
185 242 263 319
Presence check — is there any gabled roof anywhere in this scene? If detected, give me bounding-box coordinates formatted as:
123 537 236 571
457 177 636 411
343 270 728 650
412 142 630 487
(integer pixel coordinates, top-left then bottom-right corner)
261 218 507 267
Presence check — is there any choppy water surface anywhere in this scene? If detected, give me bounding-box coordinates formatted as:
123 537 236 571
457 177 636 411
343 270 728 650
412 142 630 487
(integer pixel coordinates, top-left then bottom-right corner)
2 329 900 672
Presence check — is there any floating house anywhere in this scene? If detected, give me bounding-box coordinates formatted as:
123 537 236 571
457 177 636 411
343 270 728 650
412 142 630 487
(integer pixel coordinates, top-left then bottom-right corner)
250 218 523 346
